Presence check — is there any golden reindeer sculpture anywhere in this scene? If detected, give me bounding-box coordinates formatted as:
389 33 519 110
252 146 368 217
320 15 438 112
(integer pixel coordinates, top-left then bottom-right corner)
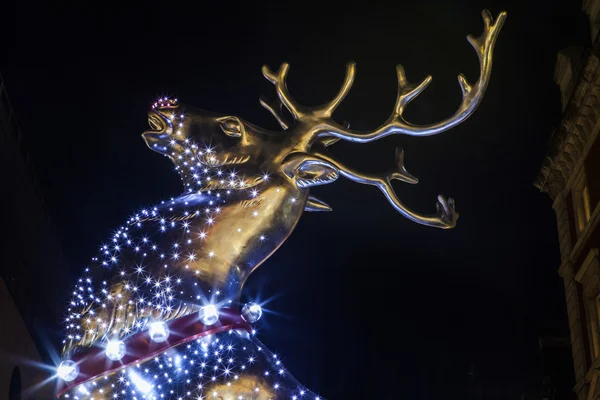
55 10 506 400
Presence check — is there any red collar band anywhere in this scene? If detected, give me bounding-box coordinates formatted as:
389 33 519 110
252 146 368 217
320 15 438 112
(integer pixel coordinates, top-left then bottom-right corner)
56 307 251 398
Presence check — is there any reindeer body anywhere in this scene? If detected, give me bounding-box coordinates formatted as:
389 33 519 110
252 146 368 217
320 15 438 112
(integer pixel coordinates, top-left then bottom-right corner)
67 187 307 347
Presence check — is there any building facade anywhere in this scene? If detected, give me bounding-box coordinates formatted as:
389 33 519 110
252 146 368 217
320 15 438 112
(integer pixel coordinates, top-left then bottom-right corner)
0 73 67 398
535 1 600 398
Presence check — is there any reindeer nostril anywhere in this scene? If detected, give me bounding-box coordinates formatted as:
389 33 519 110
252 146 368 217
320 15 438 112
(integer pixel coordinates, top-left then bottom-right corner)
148 114 161 130
147 111 171 133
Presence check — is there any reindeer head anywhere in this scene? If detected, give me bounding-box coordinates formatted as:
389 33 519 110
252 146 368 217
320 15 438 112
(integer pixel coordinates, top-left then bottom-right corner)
141 98 341 210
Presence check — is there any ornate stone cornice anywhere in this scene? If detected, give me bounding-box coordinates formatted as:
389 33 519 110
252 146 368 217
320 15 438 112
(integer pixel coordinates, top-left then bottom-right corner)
535 36 600 199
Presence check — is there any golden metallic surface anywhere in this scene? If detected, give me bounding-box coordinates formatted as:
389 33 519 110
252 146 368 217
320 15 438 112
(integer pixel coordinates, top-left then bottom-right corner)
60 10 505 399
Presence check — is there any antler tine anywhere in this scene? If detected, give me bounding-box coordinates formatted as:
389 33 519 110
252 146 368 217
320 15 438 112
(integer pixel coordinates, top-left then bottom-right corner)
461 9 505 92
317 62 357 118
393 65 432 117
262 63 305 120
388 147 418 184
259 95 289 130
312 10 507 142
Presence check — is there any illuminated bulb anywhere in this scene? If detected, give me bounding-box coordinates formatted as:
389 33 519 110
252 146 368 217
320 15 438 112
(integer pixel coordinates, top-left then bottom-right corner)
241 302 263 323
199 335 212 349
57 360 79 381
105 340 126 361
148 321 170 343
128 369 153 394
199 304 219 325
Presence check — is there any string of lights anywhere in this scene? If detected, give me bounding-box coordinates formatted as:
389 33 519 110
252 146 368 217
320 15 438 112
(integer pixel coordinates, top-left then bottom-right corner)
56 98 322 399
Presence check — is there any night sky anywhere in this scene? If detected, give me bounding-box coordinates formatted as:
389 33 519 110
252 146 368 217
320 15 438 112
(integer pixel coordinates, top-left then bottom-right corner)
2 0 591 398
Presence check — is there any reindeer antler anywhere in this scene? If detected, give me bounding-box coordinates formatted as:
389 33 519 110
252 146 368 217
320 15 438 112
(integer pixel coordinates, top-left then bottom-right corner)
311 148 458 228
258 10 504 229
261 10 505 142
259 95 289 129
261 62 356 122
313 10 506 142
261 64 304 120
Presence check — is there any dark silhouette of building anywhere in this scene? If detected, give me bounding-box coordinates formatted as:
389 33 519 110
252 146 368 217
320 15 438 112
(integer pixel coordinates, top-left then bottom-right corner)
0 72 67 398
535 1 600 398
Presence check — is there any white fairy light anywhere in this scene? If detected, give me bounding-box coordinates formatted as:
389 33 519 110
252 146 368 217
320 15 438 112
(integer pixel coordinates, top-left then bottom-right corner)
57 360 79 381
105 340 126 361
148 321 170 343
198 304 219 326
241 302 263 323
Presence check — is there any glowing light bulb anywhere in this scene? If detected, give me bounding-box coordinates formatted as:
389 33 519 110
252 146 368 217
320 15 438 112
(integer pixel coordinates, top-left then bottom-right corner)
105 340 126 361
199 304 219 325
128 369 153 394
199 334 212 349
148 321 170 343
241 302 263 323
57 360 79 381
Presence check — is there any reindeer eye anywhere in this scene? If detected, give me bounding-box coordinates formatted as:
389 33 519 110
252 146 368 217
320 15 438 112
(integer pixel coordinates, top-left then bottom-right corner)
224 121 239 132
217 116 243 138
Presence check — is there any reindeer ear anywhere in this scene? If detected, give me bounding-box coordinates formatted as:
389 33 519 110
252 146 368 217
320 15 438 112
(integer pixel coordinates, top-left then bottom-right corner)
282 152 340 188
216 116 246 138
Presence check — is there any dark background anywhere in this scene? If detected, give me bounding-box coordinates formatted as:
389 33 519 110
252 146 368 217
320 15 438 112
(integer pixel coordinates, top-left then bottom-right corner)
2 0 590 398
